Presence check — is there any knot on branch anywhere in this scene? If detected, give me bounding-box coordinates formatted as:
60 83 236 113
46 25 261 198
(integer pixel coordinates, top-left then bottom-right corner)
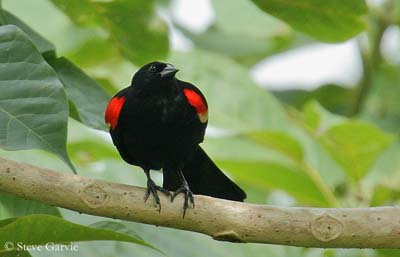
79 183 109 208
311 213 343 242
212 230 244 243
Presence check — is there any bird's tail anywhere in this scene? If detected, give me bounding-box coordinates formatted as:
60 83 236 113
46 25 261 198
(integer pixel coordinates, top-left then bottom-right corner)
163 146 246 202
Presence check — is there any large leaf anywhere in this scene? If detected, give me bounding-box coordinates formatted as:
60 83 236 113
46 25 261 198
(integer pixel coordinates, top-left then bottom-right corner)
180 26 281 64
46 57 110 131
301 101 345 132
2 0 114 118
3 0 97 54
250 0 367 42
125 220 305 257
65 38 119 68
217 160 328 206
212 0 286 37
95 0 169 66
242 131 340 207
68 140 120 166
319 121 394 181
248 131 304 162
297 102 394 181
0 25 75 171
0 193 61 219
89 221 142 239
59 208 305 257
0 214 159 253
177 0 298 66
50 0 169 66
378 250 400 257
2 10 54 54
2 250 32 257
48 0 95 26
365 142 400 195
2 10 111 131
370 184 400 206
272 84 353 116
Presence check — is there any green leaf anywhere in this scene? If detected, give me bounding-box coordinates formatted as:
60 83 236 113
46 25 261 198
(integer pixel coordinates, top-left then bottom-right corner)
302 101 345 132
2 250 32 257
46 57 110 131
177 0 298 66
250 0 367 42
319 121 394 180
0 3 5 25
50 0 169 65
181 27 274 59
0 25 75 172
370 185 400 206
2 10 55 54
364 142 400 191
89 221 143 240
203 136 295 167
179 26 296 67
0 193 61 219
243 131 340 207
49 0 95 26
211 0 287 38
217 160 328 206
361 64 400 134
0 214 160 253
377 249 400 257
96 0 169 65
248 131 304 162
122 220 304 257
95 77 119 96
68 139 120 165
65 38 119 68
273 84 353 116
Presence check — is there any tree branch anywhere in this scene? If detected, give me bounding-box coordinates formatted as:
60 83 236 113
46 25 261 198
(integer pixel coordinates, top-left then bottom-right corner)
0 157 399 248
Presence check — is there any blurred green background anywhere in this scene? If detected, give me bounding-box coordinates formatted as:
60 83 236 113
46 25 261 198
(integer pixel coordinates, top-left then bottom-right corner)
0 0 400 256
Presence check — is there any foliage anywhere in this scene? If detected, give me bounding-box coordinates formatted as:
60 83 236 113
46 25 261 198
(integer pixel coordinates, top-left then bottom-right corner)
0 214 160 255
0 0 399 256
0 25 74 171
250 0 367 42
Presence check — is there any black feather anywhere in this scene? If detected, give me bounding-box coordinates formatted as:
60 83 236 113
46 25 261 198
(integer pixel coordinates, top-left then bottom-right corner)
163 146 246 202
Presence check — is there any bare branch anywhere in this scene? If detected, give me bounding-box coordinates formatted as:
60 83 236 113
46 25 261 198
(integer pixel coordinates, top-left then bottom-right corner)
0 157 399 248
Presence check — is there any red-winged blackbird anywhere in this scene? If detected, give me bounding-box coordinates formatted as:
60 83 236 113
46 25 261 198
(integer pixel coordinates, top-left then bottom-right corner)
105 61 246 216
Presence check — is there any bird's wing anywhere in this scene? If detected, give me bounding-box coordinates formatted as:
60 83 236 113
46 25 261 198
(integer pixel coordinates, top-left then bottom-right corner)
179 81 208 124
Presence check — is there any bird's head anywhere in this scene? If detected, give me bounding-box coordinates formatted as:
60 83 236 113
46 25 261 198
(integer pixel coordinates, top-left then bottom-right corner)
131 61 179 89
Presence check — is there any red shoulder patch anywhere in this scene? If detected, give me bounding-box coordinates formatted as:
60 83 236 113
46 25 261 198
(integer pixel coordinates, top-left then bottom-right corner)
105 96 126 130
183 88 208 123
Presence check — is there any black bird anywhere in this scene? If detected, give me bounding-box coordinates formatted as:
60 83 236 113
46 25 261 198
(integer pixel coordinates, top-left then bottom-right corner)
105 61 246 216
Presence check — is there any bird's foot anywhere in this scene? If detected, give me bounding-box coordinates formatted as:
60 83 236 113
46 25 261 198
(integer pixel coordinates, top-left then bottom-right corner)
144 179 171 212
171 183 194 218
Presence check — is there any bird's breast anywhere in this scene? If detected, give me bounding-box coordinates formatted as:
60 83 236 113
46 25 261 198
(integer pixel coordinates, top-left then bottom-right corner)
121 93 188 129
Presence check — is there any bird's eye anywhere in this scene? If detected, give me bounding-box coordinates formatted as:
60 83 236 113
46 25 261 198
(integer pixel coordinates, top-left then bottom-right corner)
149 65 157 73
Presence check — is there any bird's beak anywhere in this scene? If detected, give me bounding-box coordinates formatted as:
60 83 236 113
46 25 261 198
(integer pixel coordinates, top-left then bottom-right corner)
160 63 179 78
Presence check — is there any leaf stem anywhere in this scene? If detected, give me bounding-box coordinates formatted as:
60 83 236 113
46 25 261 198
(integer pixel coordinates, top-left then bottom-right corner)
300 161 341 207
351 1 393 116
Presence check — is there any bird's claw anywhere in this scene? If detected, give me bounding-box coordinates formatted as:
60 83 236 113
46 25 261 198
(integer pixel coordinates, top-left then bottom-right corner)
144 179 171 212
171 185 195 218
